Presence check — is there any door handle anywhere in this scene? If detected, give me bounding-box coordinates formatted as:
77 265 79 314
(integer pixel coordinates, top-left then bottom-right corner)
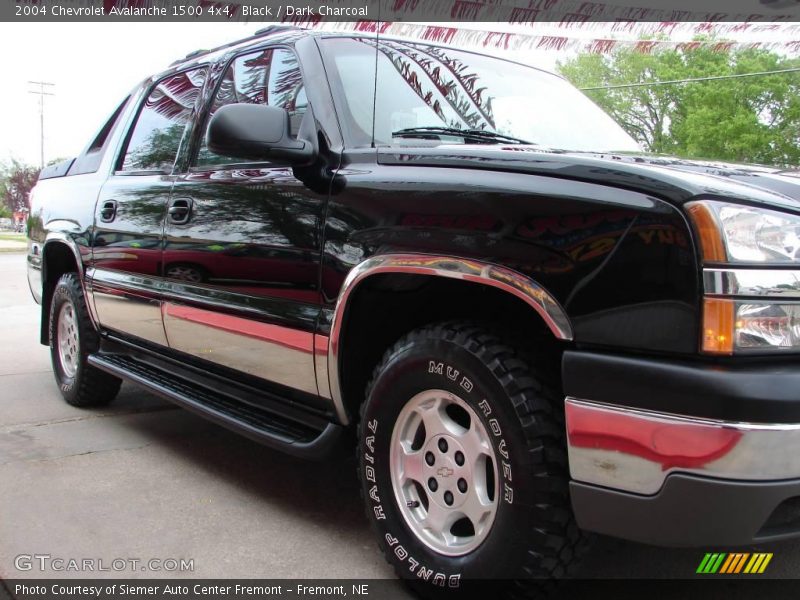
99 200 117 223
168 198 193 225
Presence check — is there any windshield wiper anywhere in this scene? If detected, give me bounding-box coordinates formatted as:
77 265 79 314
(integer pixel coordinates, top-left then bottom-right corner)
392 126 533 146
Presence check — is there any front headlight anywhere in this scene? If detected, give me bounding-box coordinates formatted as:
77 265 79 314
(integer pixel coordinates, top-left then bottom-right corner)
736 302 800 350
687 200 800 264
688 200 800 355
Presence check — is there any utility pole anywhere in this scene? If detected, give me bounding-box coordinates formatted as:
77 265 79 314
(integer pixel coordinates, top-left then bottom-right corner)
28 81 55 169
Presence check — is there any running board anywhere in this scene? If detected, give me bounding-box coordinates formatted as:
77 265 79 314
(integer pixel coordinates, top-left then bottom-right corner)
88 352 343 460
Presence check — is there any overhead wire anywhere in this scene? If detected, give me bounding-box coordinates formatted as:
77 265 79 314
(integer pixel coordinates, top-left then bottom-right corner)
580 67 800 90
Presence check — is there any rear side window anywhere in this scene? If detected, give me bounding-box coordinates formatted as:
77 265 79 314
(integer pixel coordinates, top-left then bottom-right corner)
88 97 129 153
67 95 131 176
120 68 207 172
195 48 306 167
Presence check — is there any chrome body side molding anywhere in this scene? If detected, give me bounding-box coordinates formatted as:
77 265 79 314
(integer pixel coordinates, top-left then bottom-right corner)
163 302 319 396
325 254 573 425
566 397 800 495
88 267 169 347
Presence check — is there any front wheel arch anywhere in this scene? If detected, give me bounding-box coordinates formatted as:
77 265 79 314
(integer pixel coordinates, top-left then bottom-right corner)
328 254 572 426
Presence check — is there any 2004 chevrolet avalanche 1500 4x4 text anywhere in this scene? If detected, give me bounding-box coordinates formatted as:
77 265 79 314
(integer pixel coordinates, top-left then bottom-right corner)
26 25 800 595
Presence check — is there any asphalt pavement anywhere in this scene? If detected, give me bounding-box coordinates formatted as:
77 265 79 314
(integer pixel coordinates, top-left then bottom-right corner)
1 251 798 590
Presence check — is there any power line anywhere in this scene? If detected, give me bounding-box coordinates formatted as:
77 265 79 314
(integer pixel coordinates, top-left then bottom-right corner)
28 81 55 170
580 67 800 91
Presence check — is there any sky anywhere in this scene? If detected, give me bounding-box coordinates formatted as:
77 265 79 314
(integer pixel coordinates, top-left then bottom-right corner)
0 21 798 167
0 23 264 167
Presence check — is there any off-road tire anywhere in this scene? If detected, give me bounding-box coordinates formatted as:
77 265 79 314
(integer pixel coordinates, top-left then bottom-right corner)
358 321 586 597
49 273 121 407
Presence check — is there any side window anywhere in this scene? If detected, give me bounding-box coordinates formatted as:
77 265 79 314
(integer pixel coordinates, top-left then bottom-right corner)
120 68 207 173
68 95 131 176
88 96 130 154
196 48 306 166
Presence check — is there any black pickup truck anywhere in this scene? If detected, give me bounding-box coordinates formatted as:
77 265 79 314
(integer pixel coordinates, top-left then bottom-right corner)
27 25 800 593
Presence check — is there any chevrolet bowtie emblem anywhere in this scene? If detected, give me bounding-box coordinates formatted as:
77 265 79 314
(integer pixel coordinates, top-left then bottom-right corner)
437 466 454 478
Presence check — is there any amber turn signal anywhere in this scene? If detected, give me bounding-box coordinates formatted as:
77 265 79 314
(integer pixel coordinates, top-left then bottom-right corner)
702 298 735 354
686 202 727 263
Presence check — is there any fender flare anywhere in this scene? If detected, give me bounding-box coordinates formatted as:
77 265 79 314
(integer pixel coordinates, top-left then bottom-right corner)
42 232 84 276
322 253 573 425
39 233 97 344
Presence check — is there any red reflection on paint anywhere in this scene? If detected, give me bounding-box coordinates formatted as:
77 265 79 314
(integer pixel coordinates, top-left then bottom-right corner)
165 303 313 354
566 402 743 471
313 333 329 355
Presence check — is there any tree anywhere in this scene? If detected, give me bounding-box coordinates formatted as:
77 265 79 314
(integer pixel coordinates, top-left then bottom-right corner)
0 159 40 213
124 123 185 172
558 43 800 167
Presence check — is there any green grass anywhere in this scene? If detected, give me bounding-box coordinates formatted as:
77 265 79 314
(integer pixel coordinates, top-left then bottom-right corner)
0 232 26 242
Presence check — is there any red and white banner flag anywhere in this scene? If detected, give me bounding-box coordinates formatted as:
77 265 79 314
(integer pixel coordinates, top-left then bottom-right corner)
306 20 800 55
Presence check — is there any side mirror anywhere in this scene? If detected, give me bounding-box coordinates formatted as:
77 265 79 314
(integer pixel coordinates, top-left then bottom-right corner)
206 103 315 165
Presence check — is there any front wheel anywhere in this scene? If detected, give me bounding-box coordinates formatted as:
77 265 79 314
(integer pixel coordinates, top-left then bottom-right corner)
358 322 584 596
49 273 121 407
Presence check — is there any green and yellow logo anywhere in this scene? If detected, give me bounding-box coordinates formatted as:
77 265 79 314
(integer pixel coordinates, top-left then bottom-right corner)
696 552 773 574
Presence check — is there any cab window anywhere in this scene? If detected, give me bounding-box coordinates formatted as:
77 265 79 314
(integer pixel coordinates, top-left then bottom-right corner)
120 68 207 173
195 48 306 167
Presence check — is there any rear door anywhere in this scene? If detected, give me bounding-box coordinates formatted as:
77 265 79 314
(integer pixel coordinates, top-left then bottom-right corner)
161 47 326 397
91 68 207 346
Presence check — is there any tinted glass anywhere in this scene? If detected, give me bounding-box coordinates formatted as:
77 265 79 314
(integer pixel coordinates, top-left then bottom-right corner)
323 38 640 153
68 95 132 176
88 96 130 153
196 48 306 166
121 69 207 172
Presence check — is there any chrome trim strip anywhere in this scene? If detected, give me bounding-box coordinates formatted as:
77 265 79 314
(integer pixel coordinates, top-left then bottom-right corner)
92 290 169 346
89 267 169 345
163 302 319 396
92 267 325 396
89 267 164 296
704 268 800 298
328 254 573 425
83 268 101 328
90 268 321 322
313 334 331 400
43 232 85 270
566 397 800 495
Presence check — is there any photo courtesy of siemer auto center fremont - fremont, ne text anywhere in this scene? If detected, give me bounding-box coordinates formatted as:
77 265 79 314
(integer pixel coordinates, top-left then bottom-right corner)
2 0 800 598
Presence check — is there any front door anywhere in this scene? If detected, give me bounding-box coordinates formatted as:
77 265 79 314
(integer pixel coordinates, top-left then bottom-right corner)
91 68 207 347
162 47 325 397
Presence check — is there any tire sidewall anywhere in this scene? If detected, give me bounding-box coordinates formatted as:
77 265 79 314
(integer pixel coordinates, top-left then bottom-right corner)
360 335 542 588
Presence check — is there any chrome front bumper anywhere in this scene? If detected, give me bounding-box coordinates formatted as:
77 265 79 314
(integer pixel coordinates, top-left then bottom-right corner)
566 397 800 495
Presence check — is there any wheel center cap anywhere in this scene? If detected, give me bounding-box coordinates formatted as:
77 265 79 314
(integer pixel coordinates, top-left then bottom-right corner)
424 435 469 510
436 466 454 478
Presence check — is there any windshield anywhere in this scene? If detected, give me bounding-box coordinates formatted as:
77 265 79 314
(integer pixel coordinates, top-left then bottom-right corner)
322 37 640 153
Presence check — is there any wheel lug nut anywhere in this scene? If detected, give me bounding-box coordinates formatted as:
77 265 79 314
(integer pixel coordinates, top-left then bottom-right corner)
428 477 438 492
458 478 468 493
444 491 454 506
425 452 435 466
438 438 448 453
455 451 464 466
